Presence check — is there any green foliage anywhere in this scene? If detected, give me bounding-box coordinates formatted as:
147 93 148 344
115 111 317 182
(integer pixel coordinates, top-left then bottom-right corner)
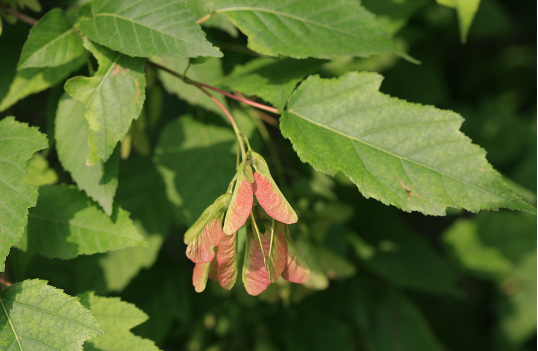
0 117 47 271
0 279 103 351
0 0 535 349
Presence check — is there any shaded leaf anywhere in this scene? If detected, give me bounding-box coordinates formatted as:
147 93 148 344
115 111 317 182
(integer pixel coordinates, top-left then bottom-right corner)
217 230 238 289
26 185 147 260
282 72 536 215
153 56 228 117
79 0 222 58
437 0 481 43
24 153 57 186
0 279 103 351
215 0 411 60
361 0 430 35
223 160 254 235
56 93 119 215
187 0 238 37
65 39 146 165
154 115 236 225
0 117 47 272
17 8 84 69
0 55 84 112
217 57 323 111
80 292 161 351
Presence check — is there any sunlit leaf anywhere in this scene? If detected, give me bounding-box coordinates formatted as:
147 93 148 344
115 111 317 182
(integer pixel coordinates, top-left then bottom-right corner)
65 39 146 165
282 72 536 215
79 0 222 58
17 8 84 69
0 279 103 351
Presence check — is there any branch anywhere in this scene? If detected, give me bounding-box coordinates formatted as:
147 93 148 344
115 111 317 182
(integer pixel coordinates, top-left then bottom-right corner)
146 60 280 114
2 6 38 26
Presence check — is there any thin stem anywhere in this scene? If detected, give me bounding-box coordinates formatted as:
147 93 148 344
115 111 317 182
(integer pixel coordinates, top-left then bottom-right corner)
2 6 38 26
196 12 212 24
194 82 280 114
146 61 280 114
0 278 11 287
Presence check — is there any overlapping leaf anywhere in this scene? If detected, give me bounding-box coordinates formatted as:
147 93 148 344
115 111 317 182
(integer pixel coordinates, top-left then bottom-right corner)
26 185 147 259
214 0 411 60
79 0 222 58
65 39 146 165
17 8 84 69
154 115 236 225
0 55 84 112
281 72 536 215
0 279 103 351
188 0 238 37
80 292 161 351
56 93 119 215
217 57 323 111
0 117 47 272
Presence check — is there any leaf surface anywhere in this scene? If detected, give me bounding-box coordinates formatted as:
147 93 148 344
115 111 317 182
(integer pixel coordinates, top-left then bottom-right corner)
80 292 161 351
214 0 410 60
223 161 254 235
65 39 146 165
188 0 238 37
0 279 103 351
0 117 47 272
154 115 236 225
18 8 84 69
26 185 147 259
56 93 119 215
281 72 536 215
79 0 222 58
217 57 323 111
0 56 84 112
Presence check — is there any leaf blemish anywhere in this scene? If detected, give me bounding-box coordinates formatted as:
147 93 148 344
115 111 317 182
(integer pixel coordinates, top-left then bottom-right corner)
397 175 420 202
113 65 120 76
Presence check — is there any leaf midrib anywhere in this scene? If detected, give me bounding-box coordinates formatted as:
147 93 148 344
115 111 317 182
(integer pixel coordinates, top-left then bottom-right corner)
286 109 507 201
215 6 376 41
0 298 23 351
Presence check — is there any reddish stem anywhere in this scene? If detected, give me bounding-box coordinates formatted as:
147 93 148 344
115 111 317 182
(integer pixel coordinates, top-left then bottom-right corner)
0 278 12 287
2 6 38 26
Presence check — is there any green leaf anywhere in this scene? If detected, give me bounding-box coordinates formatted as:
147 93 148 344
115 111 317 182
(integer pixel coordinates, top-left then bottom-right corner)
153 56 228 117
0 117 48 272
217 57 323 111
0 55 84 112
26 185 147 260
437 0 481 43
0 279 103 351
214 0 412 60
78 0 222 58
80 292 161 351
154 115 236 225
55 93 119 215
24 153 58 186
281 72 536 215
187 0 238 37
65 39 146 165
17 8 84 69
361 0 430 35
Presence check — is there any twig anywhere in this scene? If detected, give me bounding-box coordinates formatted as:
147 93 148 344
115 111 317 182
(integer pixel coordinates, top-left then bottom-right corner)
146 60 280 114
2 6 38 26
196 13 212 24
0 278 12 287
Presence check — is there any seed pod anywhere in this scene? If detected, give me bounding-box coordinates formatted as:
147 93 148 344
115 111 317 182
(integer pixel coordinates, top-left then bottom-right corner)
268 220 288 283
184 194 230 264
217 231 238 289
223 160 254 235
281 228 310 284
250 151 298 224
242 218 271 296
192 256 216 293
